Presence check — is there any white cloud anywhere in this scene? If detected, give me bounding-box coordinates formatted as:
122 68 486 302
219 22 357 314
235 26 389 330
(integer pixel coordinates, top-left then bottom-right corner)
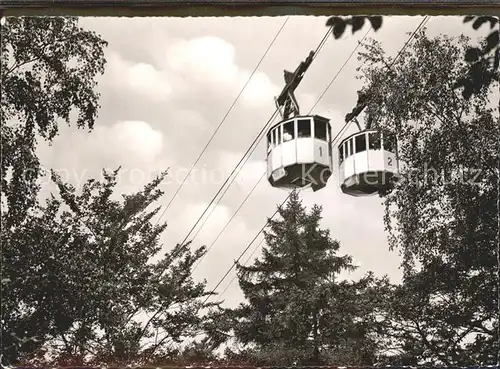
212 150 267 190
240 70 281 107
166 36 240 86
127 63 173 100
164 35 281 108
105 120 164 163
101 34 281 115
103 52 174 102
235 159 267 190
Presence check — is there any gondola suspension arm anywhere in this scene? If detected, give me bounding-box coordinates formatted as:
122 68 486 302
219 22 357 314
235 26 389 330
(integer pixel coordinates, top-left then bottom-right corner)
275 50 315 120
344 90 373 129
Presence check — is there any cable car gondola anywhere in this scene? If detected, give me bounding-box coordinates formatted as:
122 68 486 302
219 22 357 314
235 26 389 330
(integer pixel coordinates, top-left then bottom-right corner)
338 127 399 197
267 114 333 191
338 91 400 197
266 50 333 192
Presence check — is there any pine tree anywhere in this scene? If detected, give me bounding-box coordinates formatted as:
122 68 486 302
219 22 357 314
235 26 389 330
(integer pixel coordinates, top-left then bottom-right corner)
217 191 389 365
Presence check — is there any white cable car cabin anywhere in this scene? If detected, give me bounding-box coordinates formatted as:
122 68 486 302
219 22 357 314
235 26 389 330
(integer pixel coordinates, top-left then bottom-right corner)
267 115 333 192
338 129 399 196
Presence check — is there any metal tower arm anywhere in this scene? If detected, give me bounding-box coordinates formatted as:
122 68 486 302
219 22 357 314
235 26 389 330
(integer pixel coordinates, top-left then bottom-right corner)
275 50 315 120
345 90 373 129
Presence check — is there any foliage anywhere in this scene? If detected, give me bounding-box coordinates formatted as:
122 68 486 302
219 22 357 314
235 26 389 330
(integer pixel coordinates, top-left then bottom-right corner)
325 15 499 100
2 168 216 366
1 16 108 365
327 16 383 39
355 30 499 365
457 16 499 99
1 17 108 226
1 17 216 366
203 192 391 366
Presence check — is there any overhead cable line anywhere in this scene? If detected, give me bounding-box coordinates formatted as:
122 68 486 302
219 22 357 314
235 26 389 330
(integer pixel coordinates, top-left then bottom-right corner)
190 171 267 273
194 27 370 283
308 26 371 114
48 18 293 263
206 16 432 302
216 128 352 302
185 29 336 247
218 237 266 298
212 119 353 303
154 15 434 353
188 114 280 246
201 191 296 306
177 109 279 249
175 24 335 252
155 17 290 222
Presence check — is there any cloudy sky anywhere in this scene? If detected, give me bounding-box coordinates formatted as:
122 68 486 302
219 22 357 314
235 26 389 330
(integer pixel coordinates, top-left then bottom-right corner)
35 15 491 309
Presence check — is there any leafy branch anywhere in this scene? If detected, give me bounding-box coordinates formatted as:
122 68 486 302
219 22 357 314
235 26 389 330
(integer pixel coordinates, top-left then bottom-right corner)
325 15 500 100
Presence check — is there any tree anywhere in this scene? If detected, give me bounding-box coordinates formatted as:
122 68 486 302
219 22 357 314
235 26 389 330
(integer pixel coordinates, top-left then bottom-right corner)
1 16 108 365
354 30 499 365
1 18 217 366
2 168 217 366
1 17 108 223
325 15 499 100
204 191 391 366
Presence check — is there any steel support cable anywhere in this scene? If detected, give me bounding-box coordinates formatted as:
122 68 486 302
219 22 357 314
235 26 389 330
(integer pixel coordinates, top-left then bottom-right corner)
158 191 297 352
208 16 433 302
201 190 296 306
45 18 292 260
175 25 335 253
214 92 354 302
191 171 267 273
218 237 266 298
158 24 347 351
201 29 370 302
213 120 352 303
154 17 290 223
184 28 334 250
181 27 336 274
177 108 280 250
188 113 281 246
309 16 429 116
157 23 341 350
308 26 372 115
138 121 351 349
210 29 373 300
154 108 280 282
127 16 435 355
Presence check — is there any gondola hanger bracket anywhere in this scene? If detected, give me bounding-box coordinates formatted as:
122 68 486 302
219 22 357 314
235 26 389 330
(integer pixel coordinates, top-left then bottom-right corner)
353 117 363 132
275 50 315 120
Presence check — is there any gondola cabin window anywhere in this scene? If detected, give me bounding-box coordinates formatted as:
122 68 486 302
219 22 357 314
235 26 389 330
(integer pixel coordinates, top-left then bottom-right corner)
368 132 381 150
314 119 327 141
337 129 399 197
297 119 311 138
347 138 353 157
383 131 396 151
327 123 332 155
355 133 367 153
283 121 295 142
266 115 333 192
